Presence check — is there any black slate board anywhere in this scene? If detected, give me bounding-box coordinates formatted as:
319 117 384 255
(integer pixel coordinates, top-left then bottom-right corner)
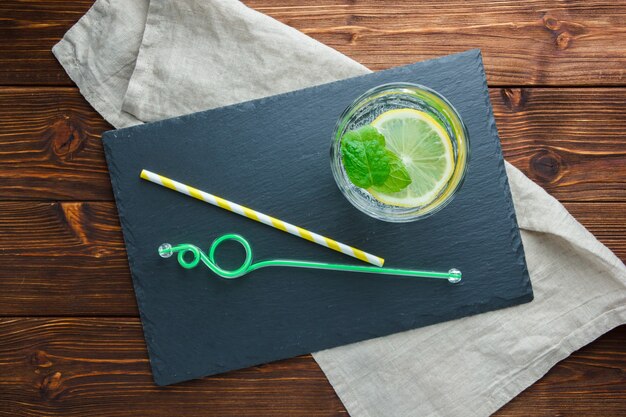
103 50 532 386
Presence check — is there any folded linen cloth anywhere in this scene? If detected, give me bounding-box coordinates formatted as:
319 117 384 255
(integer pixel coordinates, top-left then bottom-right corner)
53 1 626 416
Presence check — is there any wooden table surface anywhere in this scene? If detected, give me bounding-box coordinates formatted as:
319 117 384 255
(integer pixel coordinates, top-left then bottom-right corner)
1 1 625 415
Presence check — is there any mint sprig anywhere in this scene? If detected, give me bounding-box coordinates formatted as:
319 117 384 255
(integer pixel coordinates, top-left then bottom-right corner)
340 125 412 193
340 125 390 189
372 151 412 193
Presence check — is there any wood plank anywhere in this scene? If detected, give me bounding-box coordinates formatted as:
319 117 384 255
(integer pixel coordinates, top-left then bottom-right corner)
3 2 624 416
0 200 624 317
0 202 133 316
0 88 113 200
1 87 625 201
0 1 93 85
566 202 626 258
0 318 348 417
2 0 626 86
496 88 626 201
246 0 626 86
0 317 623 416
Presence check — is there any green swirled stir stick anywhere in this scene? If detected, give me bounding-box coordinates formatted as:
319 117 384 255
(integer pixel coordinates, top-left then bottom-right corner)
158 234 462 284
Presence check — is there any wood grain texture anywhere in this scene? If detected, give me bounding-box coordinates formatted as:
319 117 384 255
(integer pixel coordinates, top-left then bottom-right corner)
0 318 348 417
0 88 113 200
0 318 623 417
1 1 625 415
0 200 624 316
0 87 625 201
0 1 93 85
245 0 626 85
495 88 626 201
0 202 132 316
2 0 626 86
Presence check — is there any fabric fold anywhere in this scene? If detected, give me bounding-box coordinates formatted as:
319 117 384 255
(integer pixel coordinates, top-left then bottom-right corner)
53 1 626 416
52 0 149 128
121 0 368 122
315 163 626 417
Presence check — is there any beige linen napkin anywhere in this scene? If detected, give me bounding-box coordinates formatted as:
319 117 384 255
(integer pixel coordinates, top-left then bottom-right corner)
53 1 626 416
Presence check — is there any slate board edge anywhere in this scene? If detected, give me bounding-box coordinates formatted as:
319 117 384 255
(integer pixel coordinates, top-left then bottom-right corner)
102 139 169 384
101 49 534 385
474 50 533 300
158 293 533 386
103 50 481 139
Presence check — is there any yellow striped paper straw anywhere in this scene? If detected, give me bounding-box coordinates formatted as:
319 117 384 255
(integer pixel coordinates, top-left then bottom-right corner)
140 169 385 267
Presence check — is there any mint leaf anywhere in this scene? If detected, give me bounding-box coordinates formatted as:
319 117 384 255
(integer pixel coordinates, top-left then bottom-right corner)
341 126 390 188
371 151 412 193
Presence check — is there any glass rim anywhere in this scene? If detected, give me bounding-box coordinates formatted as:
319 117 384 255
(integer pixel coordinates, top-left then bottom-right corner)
330 82 471 222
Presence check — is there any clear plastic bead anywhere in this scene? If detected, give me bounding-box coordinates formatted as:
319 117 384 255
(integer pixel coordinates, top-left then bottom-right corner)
158 243 173 258
448 268 462 284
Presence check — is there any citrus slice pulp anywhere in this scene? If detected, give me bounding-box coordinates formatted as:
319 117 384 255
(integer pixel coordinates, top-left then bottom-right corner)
369 108 455 207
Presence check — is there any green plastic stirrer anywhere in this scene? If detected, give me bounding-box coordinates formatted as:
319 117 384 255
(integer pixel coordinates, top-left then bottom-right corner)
158 234 462 284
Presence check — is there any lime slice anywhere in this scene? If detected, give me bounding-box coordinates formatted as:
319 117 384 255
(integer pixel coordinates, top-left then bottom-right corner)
369 108 455 207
